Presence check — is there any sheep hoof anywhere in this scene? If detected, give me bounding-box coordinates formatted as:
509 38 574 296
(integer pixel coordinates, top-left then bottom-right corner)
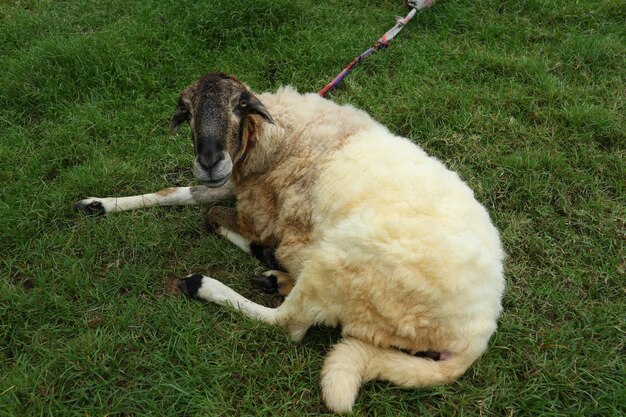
249 273 278 294
178 274 204 298
250 243 283 270
204 217 220 234
74 200 106 216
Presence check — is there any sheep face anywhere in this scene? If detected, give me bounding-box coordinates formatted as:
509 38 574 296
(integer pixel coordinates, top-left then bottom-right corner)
169 73 273 187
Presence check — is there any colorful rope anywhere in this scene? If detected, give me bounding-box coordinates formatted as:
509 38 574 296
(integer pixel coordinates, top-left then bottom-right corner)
318 0 434 97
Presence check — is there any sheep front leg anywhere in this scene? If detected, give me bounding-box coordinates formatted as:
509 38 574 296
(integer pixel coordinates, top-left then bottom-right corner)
250 270 295 297
207 207 295 296
205 206 253 254
206 206 278 263
75 183 234 215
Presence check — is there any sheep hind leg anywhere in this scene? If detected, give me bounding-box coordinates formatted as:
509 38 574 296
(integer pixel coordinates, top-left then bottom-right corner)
177 274 306 340
178 274 281 323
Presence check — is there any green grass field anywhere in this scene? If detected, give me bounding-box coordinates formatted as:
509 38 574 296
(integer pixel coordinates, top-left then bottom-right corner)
1 0 624 415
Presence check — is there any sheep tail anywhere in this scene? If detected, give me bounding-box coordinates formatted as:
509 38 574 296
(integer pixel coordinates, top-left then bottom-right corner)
320 336 482 413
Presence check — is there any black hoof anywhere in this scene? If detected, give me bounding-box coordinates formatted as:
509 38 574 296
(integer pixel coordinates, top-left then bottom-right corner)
250 243 283 270
249 274 278 294
204 221 220 235
178 274 204 298
74 201 106 216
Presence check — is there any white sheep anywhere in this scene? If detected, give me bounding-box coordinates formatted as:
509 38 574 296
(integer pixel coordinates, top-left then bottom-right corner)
76 73 505 413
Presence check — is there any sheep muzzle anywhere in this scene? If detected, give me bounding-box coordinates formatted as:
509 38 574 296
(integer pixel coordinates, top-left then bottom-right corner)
193 151 233 187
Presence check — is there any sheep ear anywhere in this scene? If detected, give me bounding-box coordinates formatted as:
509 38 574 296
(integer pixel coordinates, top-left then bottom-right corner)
169 98 189 134
169 108 188 134
248 95 274 124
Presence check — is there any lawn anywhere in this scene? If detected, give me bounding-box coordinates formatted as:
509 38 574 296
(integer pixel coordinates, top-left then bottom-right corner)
1 0 624 415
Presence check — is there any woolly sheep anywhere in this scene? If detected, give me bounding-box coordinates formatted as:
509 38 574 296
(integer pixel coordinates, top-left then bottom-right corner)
76 73 505 413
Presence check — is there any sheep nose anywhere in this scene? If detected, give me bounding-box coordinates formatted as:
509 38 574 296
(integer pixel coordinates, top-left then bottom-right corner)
197 153 224 171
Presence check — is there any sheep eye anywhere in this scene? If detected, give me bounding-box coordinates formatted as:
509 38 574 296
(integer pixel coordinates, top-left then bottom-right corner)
239 99 248 108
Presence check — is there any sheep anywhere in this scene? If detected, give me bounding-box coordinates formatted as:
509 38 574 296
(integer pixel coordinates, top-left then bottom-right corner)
75 73 505 413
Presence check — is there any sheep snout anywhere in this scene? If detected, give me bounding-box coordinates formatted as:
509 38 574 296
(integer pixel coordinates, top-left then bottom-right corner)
192 152 232 187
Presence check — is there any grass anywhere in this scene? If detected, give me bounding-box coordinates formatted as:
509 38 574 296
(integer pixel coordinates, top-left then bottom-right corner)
0 0 624 415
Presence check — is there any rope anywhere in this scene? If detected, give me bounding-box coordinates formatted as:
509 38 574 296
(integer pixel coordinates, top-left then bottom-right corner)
318 0 435 97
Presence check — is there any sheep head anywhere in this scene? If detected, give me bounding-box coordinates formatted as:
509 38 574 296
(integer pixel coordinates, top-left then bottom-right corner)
169 73 274 187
